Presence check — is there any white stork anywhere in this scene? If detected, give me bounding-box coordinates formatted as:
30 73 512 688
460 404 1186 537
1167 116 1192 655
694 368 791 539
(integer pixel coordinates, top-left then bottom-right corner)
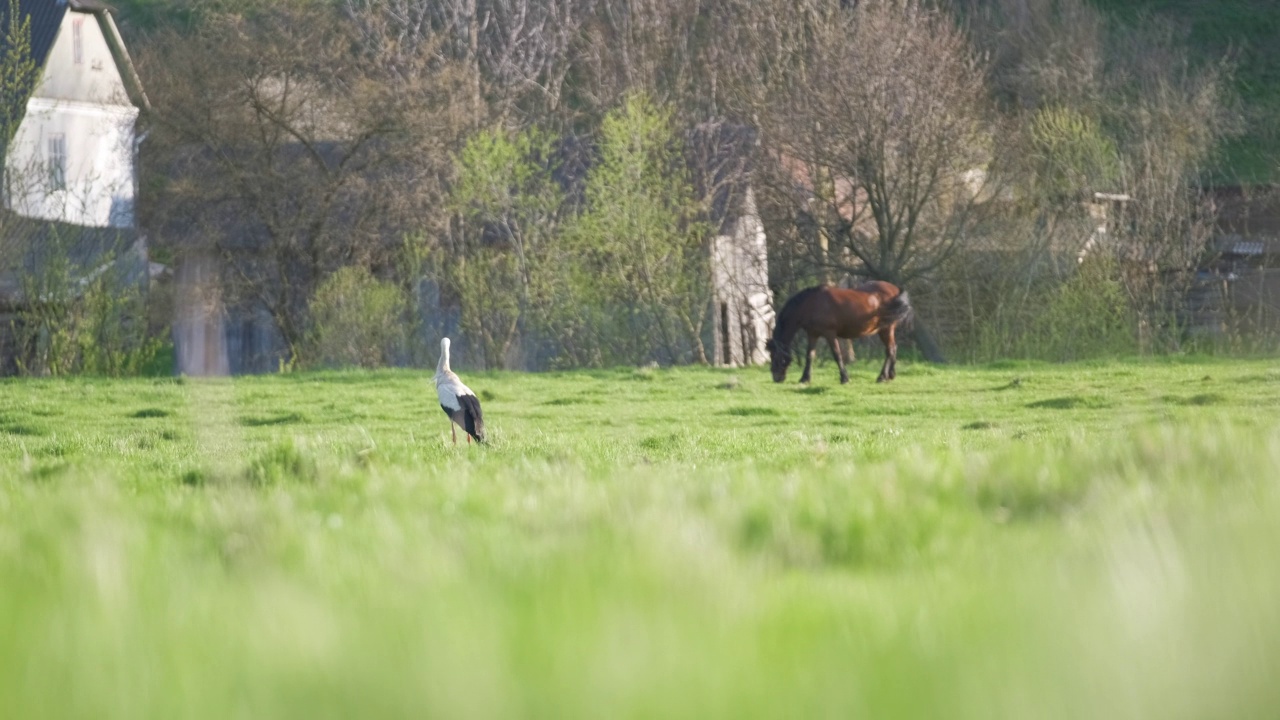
434 337 486 444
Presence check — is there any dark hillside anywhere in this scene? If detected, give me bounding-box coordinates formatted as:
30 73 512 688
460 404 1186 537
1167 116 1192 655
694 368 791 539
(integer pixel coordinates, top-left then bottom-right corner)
1091 0 1280 183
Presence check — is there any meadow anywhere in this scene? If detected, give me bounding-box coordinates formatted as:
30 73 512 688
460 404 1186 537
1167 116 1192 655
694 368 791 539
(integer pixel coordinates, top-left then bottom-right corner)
2 356 1280 718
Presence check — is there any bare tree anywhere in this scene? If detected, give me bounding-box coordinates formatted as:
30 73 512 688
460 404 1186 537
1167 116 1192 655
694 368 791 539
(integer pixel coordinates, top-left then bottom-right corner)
478 0 594 123
139 3 473 362
734 0 993 360
342 0 594 127
935 0 1237 356
577 0 743 125
1100 21 1236 350
962 0 1107 112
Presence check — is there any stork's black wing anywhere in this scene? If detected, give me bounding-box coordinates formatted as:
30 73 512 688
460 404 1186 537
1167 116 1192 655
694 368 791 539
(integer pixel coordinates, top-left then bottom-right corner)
458 393 485 443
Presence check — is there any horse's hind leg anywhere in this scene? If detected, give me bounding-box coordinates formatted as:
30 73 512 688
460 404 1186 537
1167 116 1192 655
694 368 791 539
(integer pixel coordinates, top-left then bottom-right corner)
877 326 898 382
827 335 849 384
891 327 901 380
799 333 818 384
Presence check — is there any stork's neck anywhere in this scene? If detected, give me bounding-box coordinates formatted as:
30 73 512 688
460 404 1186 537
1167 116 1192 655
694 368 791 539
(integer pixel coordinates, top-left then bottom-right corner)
435 344 451 379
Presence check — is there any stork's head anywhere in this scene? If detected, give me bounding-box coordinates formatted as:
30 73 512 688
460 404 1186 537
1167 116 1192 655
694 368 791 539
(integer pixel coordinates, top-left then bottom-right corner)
440 337 451 353
765 338 790 383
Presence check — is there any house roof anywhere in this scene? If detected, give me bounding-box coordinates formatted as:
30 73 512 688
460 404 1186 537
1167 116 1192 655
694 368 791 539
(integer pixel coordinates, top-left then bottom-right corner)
1211 233 1280 258
0 1 114 68
1 0 148 111
0 0 67 71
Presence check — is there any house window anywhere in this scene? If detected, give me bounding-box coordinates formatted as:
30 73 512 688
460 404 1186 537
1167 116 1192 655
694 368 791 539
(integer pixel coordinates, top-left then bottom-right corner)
73 18 84 64
48 134 67 191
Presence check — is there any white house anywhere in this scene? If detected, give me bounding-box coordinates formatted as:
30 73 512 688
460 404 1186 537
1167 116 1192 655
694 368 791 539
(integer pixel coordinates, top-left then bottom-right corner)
2 0 148 228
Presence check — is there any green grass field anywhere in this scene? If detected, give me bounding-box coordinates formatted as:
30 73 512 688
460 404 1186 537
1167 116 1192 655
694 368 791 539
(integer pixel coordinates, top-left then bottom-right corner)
3 357 1280 718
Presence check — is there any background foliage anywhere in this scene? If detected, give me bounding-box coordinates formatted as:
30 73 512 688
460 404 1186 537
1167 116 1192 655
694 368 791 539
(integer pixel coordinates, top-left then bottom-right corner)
5 0 1276 374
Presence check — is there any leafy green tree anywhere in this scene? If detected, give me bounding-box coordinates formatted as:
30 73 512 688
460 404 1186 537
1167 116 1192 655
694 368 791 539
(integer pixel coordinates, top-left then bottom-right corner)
442 126 566 368
1 0 38 165
565 93 711 365
1028 106 1121 200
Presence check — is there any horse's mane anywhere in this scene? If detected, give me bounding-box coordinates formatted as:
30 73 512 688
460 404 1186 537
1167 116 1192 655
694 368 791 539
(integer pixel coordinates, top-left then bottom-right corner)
772 285 824 347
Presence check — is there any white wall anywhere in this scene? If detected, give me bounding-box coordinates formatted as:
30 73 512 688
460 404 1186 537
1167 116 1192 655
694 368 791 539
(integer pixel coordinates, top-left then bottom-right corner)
712 186 774 367
2 11 139 228
37 12 134 106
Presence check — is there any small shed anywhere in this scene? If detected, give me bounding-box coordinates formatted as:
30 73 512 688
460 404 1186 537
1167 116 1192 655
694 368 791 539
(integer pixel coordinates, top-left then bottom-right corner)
1185 186 1280 341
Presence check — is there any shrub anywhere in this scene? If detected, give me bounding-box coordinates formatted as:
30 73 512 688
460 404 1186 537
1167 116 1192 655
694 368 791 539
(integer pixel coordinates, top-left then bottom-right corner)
304 266 405 369
11 230 162 377
1026 257 1137 360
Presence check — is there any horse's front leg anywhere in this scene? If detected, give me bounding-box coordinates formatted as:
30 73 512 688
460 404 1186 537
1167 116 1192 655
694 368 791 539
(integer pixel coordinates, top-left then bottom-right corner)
799 333 818 384
827 335 849 384
877 327 897 382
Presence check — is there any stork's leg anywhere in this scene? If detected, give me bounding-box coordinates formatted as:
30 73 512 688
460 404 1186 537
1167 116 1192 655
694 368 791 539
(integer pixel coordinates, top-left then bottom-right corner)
451 423 457 445
466 434 471 445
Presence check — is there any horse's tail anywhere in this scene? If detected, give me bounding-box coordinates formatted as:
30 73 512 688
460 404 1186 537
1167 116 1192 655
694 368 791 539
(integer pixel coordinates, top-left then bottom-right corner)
880 290 914 330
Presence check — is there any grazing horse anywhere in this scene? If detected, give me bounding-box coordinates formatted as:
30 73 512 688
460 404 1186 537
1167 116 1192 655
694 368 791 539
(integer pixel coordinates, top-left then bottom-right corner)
765 282 913 384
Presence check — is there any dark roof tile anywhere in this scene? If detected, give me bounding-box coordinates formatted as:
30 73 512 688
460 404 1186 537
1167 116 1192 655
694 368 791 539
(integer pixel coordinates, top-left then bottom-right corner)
0 0 69 70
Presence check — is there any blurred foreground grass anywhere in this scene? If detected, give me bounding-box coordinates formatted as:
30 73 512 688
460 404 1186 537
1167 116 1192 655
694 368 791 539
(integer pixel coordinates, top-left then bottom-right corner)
1 358 1279 718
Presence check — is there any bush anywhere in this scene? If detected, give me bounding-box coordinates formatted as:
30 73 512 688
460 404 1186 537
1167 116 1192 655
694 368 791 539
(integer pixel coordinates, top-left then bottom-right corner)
1025 257 1137 360
10 231 162 377
935 247 1137 363
304 266 405 369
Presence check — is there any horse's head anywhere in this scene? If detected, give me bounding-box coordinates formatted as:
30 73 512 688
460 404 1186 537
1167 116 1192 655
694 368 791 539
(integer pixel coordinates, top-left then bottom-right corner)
765 338 790 383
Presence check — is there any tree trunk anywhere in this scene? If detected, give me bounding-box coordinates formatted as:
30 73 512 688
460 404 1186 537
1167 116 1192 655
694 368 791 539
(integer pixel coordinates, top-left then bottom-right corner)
467 0 482 122
910 320 946 364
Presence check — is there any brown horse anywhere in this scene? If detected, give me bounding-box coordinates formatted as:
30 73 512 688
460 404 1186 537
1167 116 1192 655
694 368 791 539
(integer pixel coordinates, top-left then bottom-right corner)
765 282 913 384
